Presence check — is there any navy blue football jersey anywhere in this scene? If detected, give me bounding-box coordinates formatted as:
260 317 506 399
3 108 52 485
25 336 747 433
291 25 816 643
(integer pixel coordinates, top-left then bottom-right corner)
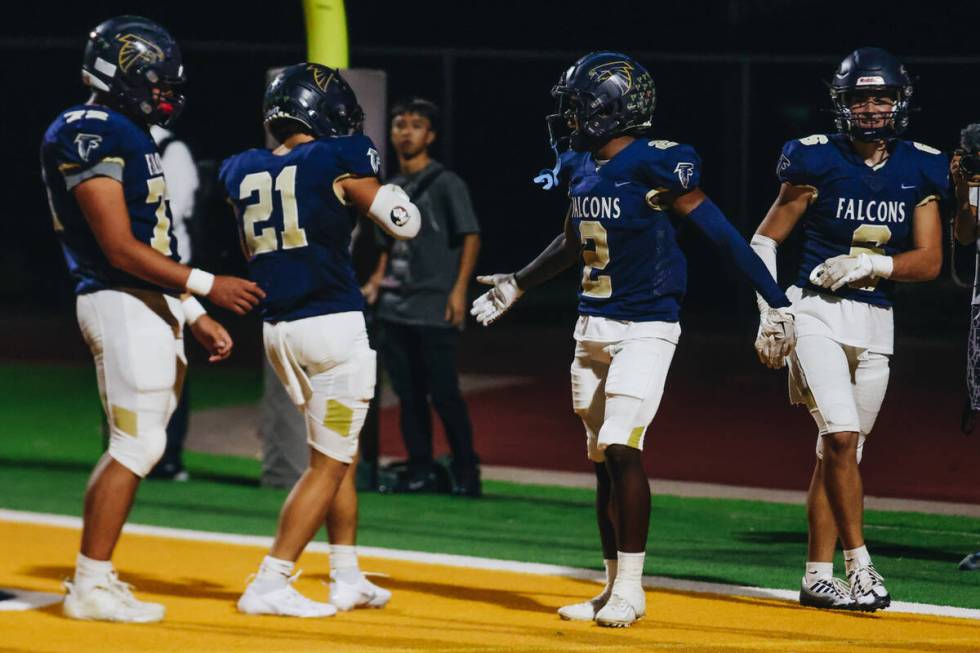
220 134 381 322
564 138 701 322
777 133 949 306
41 104 178 295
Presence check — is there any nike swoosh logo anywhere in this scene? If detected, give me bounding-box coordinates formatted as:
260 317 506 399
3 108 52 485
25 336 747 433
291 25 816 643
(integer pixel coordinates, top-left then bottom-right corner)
901 184 915 189
614 181 631 187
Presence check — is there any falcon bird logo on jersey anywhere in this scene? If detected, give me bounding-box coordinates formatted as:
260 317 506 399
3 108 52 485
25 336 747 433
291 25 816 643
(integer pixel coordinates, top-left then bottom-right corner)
674 162 695 189
116 34 164 73
309 65 335 92
74 134 103 162
368 148 381 175
588 60 634 93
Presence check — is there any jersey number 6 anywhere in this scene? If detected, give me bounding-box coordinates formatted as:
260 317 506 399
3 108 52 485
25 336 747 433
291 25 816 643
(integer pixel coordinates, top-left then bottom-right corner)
579 220 612 299
239 165 308 257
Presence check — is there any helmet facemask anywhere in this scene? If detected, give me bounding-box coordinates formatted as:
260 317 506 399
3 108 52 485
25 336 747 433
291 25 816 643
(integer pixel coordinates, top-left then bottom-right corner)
831 86 910 142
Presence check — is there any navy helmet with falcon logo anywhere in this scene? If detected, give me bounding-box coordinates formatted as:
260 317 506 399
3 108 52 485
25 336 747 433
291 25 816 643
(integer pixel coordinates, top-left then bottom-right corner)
263 63 364 139
81 16 186 127
548 51 656 152
829 47 914 142
534 51 656 189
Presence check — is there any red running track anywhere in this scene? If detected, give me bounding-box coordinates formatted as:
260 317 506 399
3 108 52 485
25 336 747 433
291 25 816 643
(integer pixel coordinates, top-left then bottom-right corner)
378 323 980 504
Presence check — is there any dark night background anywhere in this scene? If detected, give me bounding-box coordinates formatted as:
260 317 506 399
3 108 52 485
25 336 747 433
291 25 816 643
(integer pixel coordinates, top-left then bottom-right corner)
3 0 979 351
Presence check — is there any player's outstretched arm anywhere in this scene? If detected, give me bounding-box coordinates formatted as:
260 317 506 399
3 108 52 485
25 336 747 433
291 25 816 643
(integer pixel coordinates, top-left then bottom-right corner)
339 176 420 240
672 188 796 368
470 212 579 326
674 188 791 308
74 177 265 315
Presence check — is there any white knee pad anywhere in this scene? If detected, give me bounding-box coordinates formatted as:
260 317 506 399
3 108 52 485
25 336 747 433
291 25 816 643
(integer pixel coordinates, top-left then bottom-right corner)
304 348 376 464
108 399 170 477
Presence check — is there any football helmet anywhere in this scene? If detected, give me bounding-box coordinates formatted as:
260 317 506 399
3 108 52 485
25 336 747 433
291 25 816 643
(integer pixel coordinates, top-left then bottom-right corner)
81 16 185 127
263 63 364 138
829 47 913 142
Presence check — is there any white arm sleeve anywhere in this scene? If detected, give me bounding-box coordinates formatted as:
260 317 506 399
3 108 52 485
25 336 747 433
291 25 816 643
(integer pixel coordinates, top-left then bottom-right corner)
750 234 779 312
368 184 421 240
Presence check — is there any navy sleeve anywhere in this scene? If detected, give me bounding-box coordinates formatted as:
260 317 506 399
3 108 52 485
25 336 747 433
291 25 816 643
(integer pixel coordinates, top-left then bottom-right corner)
776 136 826 186
335 133 381 178
639 141 702 195
687 198 791 308
52 109 126 190
912 142 951 204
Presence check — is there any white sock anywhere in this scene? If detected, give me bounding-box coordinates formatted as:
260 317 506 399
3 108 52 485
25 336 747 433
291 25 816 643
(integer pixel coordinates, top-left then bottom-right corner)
843 545 871 574
252 555 294 592
74 553 113 594
804 561 834 585
596 559 617 598
612 551 644 593
330 545 361 584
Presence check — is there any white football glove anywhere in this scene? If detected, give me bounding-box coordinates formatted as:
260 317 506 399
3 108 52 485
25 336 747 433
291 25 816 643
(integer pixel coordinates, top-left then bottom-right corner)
470 274 524 326
755 307 796 369
809 253 892 291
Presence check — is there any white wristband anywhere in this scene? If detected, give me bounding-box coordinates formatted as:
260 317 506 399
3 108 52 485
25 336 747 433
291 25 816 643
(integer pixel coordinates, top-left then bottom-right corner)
186 268 215 296
868 254 894 280
181 296 207 325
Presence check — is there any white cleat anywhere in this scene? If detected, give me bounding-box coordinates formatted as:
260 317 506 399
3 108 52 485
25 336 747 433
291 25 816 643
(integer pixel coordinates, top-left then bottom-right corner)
799 576 857 610
848 564 891 612
329 573 392 611
595 588 646 628
63 574 165 623
557 590 610 621
238 572 337 618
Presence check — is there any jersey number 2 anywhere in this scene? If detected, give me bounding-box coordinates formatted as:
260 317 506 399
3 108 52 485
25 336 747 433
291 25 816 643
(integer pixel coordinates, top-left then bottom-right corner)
579 221 612 299
239 165 307 257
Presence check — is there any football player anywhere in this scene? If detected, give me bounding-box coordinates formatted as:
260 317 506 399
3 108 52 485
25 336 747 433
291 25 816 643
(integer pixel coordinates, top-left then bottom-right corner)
41 16 264 622
751 48 946 611
222 64 420 617
471 51 795 627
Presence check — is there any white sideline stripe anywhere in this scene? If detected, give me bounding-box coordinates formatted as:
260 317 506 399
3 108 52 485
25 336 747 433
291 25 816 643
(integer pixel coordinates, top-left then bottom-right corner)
3 509 979 621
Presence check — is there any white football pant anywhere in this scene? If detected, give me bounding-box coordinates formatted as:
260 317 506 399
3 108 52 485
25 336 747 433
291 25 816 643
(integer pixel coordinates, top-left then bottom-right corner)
263 311 375 464
76 289 185 477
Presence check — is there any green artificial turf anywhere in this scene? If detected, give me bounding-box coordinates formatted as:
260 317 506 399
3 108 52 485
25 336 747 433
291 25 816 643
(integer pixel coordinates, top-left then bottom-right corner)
2 363 978 609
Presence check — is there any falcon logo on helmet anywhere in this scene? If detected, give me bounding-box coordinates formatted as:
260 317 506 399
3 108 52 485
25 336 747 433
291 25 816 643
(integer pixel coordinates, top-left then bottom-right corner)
309 65 335 93
116 34 164 74
588 60 635 93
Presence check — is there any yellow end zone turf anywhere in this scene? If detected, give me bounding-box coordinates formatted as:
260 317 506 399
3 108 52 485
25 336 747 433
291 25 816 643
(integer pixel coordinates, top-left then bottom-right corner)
2 520 979 652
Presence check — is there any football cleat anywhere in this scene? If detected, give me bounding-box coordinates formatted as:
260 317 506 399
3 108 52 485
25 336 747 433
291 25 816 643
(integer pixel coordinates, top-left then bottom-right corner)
328 573 392 611
557 589 610 621
799 576 857 610
847 564 891 612
959 552 980 571
594 587 645 628
63 573 165 623
238 572 336 618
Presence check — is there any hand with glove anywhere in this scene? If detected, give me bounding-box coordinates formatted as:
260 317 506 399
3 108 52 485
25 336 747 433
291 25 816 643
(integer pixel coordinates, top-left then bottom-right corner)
755 307 796 369
470 274 524 326
809 253 893 291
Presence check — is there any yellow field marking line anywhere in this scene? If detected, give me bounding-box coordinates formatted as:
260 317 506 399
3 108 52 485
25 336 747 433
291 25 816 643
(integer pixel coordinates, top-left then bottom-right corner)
3 514 980 653
2 508 978 622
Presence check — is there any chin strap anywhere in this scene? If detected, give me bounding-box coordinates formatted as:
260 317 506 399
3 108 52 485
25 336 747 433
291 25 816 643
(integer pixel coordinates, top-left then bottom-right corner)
533 146 562 190
533 119 567 191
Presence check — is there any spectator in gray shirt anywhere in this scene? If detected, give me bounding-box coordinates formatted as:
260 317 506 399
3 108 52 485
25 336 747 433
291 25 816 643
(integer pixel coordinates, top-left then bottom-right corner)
363 98 482 496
